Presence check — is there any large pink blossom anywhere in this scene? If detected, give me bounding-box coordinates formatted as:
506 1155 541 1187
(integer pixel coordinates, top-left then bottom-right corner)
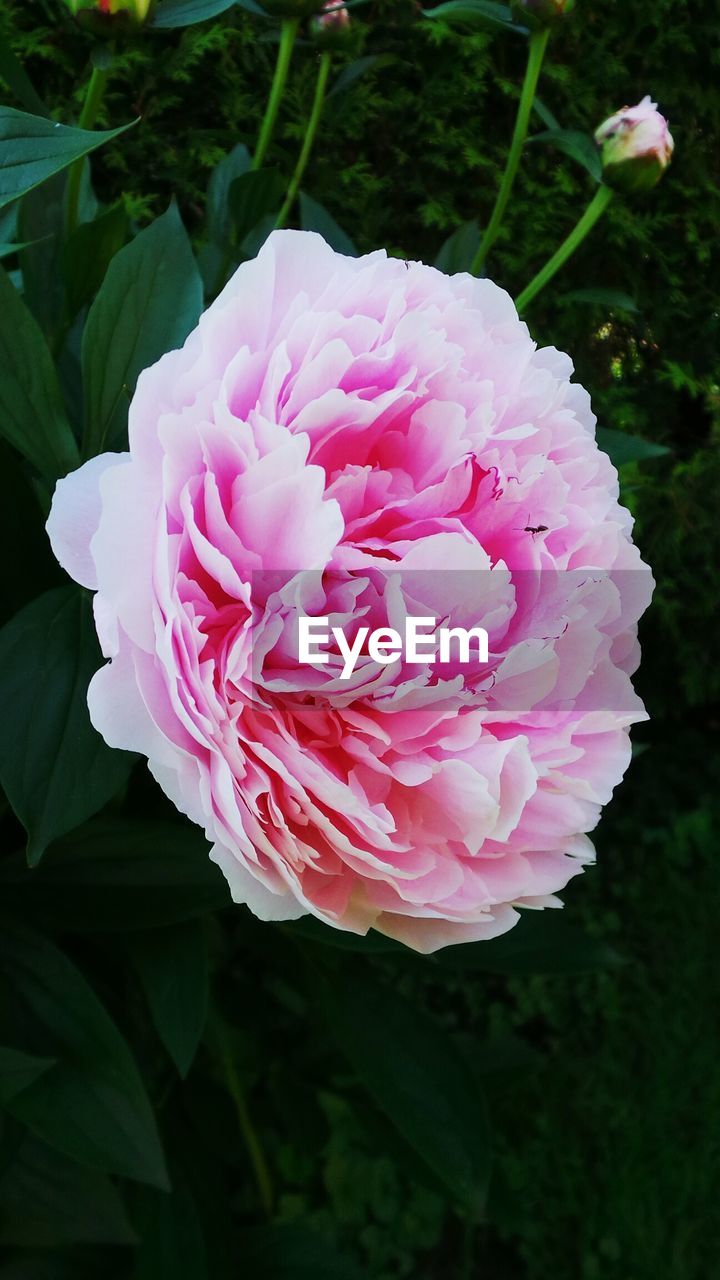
48 231 652 952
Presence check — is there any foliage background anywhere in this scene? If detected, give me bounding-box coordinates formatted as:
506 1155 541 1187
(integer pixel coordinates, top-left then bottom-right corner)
0 0 718 1277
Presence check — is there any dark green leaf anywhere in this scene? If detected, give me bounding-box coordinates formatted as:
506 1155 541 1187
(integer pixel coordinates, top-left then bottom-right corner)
0 816 229 930
62 201 128 319
82 203 203 455
434 219 481 274
327 55 394 100
596 427 670 467
433 911 624 974
0 1134 137 1246
0 107 132 211
229 169 284 247
528 128 602 181
0 41 49 118
18 172 67 340
299 193 357 256
0 587 135 866
561 286 639 313
322 968 491 1214
422 1 526 33
0 267 78 481
206 143 251 247
236 1224 369 1279
0 1048 55 1107
131 922 208 1077
132 1183 209 1279
153 0 245 24
0 923 168 1187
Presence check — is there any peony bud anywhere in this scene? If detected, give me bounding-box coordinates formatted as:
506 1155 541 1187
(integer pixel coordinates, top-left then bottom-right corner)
310 0 351 46
65 0 155 28
511 0 576 28
595 96 674 193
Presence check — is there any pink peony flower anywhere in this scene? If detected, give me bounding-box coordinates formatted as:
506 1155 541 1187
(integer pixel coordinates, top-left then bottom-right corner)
47 231 652 952
595 96 674 193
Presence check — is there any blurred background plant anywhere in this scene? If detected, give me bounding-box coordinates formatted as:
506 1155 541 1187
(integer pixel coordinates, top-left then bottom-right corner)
0 0 717 1277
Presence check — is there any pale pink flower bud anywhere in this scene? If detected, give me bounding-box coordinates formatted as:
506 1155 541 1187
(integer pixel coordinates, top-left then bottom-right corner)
595 96 674 193
311 0 351 45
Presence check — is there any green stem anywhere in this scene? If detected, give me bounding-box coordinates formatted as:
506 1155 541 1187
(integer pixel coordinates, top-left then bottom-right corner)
516 183 614 313
471 27 549 275
65 63 110 238
253 18 300 171
217 1026 274 1216
275 50 332 230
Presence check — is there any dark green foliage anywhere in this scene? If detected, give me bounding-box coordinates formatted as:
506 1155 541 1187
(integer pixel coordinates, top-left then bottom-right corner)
0 1 716 1277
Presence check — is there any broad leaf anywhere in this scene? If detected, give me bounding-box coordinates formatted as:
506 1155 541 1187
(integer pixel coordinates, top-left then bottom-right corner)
153 0 248 24
0 42 48 118
132 1183 209 1279
299 193 357 256
0 1134 136 1246
596 426 669 467
18 172 67 341
0 587 135 866
0 107 132 211
206 143 251 247
0 1048 55 1107
528 128 602 182
131 922 209 1077
434 219 481 274
322 968 491 1214
0 267 79 481
0 817 229 930
229 168 284 249
422 1 527 33
62 200 128 319
327 54 394 100
0 924 168 1187
82 202 203 455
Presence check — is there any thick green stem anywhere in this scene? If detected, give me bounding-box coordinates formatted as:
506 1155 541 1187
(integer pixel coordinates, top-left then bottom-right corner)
471 27 549 275
65 63 110 238
516 183 614 313
275 51 332 230
253 18 300 171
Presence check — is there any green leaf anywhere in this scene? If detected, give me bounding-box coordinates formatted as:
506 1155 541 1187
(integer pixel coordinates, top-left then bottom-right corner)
62 201 128 319
18 172 67 340
82 203 203 455
229 168 284 249
434 219 481 274
0 587 135 867
0 267 79 481
0 816 230 931
206 143 251 247
560 286 639 313
422 1 527 33
0 107 132 211
153 0 244 24
132 1183 209 1279
0 41 49 118
433 911 624 974
327 54 394 100
0 1134 137 1247
299 193 357 256
0 1048 55 1107
131 922 209 1077
322 968 491 1214
596 426 670 467
528 128 602 182
0 923 168 1187
235 1225 369 1279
